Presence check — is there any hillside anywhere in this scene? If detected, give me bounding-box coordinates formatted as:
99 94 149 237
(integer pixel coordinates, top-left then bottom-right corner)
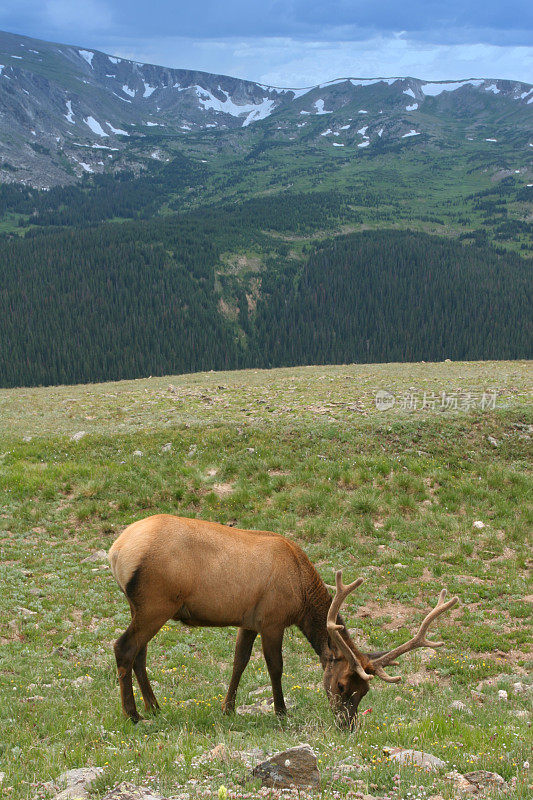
0 29 531 188
0 360 531 799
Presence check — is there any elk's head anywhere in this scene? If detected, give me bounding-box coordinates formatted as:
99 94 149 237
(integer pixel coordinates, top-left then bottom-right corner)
324 571 458 730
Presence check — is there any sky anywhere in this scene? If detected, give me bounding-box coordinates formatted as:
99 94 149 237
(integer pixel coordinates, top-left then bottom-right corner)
1 1 532 85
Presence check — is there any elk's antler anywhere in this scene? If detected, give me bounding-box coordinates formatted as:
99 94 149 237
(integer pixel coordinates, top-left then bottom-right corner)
327 570 373 681
368 589 458 683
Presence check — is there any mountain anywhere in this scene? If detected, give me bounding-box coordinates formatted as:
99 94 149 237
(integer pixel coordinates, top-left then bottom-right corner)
0 30 531 388
0 29 531 187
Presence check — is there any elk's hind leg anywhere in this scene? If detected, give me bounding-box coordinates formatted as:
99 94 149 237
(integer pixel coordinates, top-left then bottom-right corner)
133 645 159 713
222 628 257 713
114 604 174 722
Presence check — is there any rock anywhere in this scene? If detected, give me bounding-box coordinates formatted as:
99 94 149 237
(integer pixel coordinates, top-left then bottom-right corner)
498 689 508 701
22 435 32 442
388 749 446 771
445 771 477 794
250 744 320 789
82 550 108 563
71 431 87 442
513 682 527 694
101 784 164 800
471 691 484 704
132 450 143 457
449 700 472 714
72 675 93 688
464 770 506 789
161 443 172 452
0 771 4 782
168 384 178 393
487 436 500 447
237 696 295 715
53 767 103 799
512 710 529 719
472 520 485 529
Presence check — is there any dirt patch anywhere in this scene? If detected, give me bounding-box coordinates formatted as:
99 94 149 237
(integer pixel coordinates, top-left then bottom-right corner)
356 600 413 630
213 482 235 498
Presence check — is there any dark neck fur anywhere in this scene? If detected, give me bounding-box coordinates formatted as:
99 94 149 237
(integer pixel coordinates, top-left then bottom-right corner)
296 568 333 667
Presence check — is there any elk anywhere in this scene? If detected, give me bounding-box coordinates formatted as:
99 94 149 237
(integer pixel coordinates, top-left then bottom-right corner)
108 514 458 727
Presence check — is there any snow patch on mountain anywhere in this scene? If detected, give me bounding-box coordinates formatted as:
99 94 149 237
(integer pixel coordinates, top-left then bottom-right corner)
421 80 483 96
403 88 416 98
79 50 94 68
143 82 157 98
108 56 121 64
84 116 108 136
192 86 276 126
122 84 135 97
106 122 129 135
402 129 420 137
406 103 418 111
350 78 397 88
485 84 500 94
314 99 331 114
64 100 75 124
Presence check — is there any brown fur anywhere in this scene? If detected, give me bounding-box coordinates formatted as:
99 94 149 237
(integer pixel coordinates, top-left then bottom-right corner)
109 514 373 725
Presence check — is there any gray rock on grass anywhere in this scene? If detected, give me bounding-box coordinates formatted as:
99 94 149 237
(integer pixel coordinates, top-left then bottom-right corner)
388 748 446 771
53 767 103 799
250 743 320 788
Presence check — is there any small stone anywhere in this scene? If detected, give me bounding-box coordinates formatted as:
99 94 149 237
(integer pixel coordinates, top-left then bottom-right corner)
487 435 499 447
388 749 446 771
132 450 143 457
101 783 164 800
513 682 527 694
161 443 172 452
82 550 108 563
53 767 103 800
464 770 506 789
445 771 476 794
250 744 319 789
71 431 87 442
498 689 508 701
247 447 255 453
22 435 32 442
237 696 295 715
473 520 485 529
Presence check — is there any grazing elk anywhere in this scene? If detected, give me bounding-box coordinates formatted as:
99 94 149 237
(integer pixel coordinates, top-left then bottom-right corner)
109 514 457 727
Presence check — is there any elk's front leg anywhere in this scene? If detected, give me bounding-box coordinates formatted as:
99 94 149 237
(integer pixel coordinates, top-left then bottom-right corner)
261 627 287 716
222 628 257 713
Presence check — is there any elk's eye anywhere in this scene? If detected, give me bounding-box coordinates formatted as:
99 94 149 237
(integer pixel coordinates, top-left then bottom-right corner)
337 681 346 694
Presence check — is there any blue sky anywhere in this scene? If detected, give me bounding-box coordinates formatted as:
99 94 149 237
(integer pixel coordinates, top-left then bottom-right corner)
2 1 532 84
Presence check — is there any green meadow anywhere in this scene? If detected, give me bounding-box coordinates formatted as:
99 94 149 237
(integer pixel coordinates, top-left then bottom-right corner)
0 360 531 799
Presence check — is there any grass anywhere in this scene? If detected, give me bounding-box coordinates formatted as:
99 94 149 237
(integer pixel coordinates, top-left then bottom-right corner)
0 360 531 799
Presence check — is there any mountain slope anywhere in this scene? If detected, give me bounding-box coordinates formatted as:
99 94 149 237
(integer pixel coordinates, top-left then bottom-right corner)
0 29 531 187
